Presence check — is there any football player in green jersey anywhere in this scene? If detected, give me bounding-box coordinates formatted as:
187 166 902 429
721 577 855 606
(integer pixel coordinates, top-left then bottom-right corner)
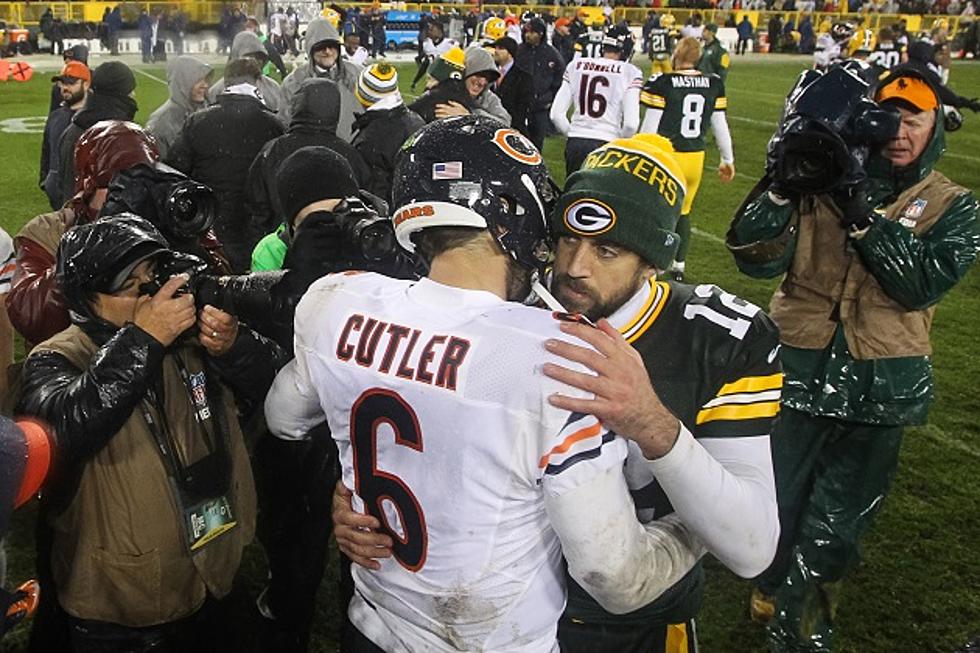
647 16 677 76
334 134 781 653
640 37 735 281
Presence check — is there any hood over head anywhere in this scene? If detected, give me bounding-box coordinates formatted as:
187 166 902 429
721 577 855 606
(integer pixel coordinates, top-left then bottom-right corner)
72 121 159 219
289 77 341 132
230 30 267 61
464 47 501 84
167 55 213 111
305 18 342 57
57 214 170 332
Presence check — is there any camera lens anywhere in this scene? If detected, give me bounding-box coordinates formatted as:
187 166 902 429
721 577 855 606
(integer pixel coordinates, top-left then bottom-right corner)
357 221 397 261
166 181 216 239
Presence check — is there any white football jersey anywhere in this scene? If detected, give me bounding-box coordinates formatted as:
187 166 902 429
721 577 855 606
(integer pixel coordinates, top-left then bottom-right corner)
813 34 842 70
289 272 626 652
423 37 458 59
559 56 643 141
345 45 370 67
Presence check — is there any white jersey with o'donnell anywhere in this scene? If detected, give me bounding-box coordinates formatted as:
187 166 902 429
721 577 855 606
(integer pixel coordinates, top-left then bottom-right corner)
550 56 643 142
267 272 633 651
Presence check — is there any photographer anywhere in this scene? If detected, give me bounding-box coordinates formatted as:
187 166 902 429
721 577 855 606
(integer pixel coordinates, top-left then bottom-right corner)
728 68 980 650
17 215 278 653
7 121 229 347
249 145 414 651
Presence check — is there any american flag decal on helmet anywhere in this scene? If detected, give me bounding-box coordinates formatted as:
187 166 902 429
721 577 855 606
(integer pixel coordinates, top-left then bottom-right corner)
432 162 463 180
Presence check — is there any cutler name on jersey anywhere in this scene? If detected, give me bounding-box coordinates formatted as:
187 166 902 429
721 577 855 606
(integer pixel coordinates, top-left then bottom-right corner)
334 313 471 391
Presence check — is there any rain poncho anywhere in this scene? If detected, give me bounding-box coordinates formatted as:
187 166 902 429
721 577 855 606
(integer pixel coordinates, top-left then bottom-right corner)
208 31 285 118
280 18 362 139
729 88 980 425
8 121 158 345
729 68 980 652
146 56 212 160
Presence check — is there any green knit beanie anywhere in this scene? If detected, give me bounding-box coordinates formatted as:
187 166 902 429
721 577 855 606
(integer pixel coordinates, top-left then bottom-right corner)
552 134 688 270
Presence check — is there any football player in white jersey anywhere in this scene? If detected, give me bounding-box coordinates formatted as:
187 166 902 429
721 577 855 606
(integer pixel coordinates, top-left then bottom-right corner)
813 21 855 71
265 116 705 652
411 19 459 91
551 24 643 176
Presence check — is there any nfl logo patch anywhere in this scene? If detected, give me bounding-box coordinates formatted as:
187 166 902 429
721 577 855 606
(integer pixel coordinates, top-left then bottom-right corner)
899 198 927 229
432 162 463 180
902 198 927 220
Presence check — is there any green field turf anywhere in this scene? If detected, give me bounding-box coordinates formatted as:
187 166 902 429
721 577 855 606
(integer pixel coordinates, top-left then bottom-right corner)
0 55 979 652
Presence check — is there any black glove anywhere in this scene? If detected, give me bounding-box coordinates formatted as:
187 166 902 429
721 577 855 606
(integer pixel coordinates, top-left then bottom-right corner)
282 210 346 278
832 182 874 231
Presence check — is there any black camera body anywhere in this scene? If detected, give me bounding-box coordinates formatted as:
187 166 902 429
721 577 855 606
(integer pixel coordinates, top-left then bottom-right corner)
101 163 217 245
325 196 399 265
767 65 901 195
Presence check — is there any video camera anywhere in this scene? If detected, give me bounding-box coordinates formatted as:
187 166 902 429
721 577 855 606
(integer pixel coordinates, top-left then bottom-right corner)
767 65 901 195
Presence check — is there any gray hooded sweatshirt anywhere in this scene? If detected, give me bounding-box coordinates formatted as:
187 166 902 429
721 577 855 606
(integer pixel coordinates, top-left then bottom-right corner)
208 31 286 118
280 18 362 140
147 55 212 159
464 47 511 125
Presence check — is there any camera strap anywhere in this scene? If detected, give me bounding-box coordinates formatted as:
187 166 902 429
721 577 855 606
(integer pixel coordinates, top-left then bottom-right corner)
139 352 237 552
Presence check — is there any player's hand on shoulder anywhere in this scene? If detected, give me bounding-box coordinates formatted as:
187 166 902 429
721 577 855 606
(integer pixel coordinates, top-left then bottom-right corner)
434 101 471 118
332 481 393 570
542 319 681 460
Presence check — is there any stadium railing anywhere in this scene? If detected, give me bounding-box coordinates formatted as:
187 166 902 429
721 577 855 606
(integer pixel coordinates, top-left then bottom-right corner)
0 0 972 36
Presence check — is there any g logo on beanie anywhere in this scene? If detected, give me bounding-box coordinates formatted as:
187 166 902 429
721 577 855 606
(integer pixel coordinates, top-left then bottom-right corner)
563 198 617 235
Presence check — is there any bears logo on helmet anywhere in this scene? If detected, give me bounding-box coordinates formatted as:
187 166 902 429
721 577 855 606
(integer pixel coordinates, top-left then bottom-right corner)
492 129 543 165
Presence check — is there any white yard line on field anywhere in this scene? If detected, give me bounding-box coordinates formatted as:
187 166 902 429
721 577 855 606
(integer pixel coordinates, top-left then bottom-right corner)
134 68 168 85
692 226 726 245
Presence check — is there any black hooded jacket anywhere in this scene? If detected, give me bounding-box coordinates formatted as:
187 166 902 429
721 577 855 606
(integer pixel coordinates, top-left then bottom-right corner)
351 103 424 204
246 78 369 238
168 91 285 272
55 90 138 208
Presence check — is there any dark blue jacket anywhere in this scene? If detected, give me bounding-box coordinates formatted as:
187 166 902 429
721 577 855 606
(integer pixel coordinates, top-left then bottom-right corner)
515 41 565 111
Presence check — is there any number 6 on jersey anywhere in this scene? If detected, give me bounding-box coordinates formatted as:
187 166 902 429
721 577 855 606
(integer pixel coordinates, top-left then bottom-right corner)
351 389 428 572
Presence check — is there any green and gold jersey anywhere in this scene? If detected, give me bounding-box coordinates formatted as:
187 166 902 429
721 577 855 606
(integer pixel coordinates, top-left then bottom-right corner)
564 279 782 626
640 70 726 153
869 41 906 70
647 26 675 60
